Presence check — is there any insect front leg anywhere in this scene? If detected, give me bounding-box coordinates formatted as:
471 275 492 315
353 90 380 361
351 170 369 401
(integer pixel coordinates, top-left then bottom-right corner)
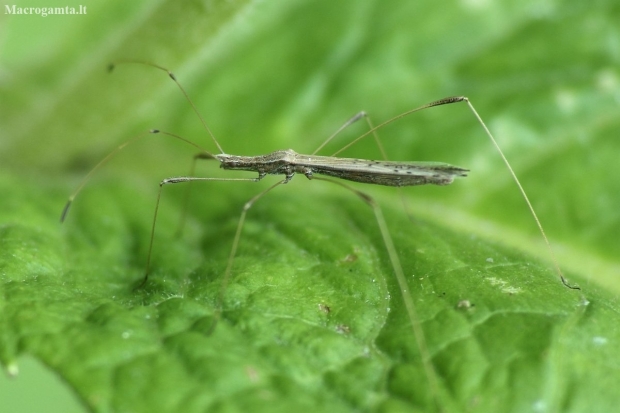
140 175 260 289
175 152 217 237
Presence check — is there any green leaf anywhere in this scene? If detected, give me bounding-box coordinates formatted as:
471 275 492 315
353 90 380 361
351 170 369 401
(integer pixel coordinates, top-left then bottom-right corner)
2 0 619 412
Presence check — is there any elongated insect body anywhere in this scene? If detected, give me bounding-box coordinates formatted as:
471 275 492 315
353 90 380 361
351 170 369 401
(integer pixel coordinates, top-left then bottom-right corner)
62 60 579 412
216 149 468 186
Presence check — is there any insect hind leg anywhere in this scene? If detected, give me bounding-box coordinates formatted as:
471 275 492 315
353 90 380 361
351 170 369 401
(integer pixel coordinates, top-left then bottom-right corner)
311 176 442 409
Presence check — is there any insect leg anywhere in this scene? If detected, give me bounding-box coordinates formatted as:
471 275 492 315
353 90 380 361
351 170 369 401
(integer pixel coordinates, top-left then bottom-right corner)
138 175 262 289
207 180 286 333
311 176 442 410
174 152 215 237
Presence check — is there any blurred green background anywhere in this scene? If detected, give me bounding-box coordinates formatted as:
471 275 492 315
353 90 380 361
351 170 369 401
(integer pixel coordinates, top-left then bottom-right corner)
3 0 618 276
1 0 619 411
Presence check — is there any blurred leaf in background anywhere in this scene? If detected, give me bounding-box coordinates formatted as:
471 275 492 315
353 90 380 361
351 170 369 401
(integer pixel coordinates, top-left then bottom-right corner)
1 0 619 412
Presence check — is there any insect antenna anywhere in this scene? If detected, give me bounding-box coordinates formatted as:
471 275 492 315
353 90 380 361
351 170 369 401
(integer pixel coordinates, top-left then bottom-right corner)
109 60 225 154
60 130 213 223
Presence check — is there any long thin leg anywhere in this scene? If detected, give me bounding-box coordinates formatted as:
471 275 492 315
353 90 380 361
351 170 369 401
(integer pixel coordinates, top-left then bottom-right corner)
323 97 579 289
310 109 428 234
313 114 438 404
311 176 441 411
208 180 286 334
326 110 419 228
463 98 579 290
138 175 261 289
175 153 214 237
141 173 286 332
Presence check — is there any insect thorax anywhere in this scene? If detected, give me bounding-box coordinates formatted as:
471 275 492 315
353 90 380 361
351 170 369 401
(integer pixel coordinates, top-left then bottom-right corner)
216 149 302 177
